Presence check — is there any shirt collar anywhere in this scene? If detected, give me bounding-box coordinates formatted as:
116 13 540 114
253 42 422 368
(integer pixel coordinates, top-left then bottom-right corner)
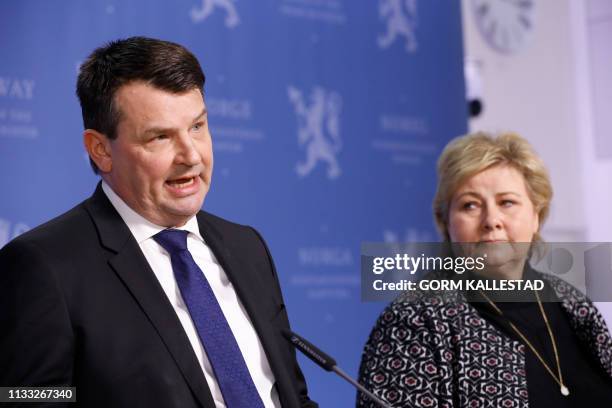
101 181 203 244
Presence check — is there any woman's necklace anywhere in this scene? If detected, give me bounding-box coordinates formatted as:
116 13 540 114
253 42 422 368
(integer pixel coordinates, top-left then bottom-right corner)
479 289 570 396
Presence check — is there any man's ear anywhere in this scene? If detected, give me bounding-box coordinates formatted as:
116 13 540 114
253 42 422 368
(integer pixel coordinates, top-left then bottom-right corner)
83 129 112 173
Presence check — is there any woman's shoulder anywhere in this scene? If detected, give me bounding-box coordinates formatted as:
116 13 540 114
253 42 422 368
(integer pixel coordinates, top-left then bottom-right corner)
373 280 472 334
534 269 589 302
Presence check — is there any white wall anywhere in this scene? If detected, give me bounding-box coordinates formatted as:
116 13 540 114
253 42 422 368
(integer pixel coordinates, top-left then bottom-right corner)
573 0 612 324
576 0 612 243
461 0 612 323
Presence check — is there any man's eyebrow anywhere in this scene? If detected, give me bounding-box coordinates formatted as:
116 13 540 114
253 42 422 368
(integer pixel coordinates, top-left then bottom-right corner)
143 126 174 135
193 108 207 122
142 109 208 135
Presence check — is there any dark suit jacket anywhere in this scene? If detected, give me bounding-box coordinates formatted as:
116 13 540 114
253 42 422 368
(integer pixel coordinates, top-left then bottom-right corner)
0 184 317 408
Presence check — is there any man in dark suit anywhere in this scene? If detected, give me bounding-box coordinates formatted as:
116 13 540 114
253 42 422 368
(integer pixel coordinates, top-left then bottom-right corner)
0 37 317 408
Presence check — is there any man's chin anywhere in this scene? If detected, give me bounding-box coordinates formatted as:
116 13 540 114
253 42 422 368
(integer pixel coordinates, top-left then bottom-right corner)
172 203 204 218
159 201 205 226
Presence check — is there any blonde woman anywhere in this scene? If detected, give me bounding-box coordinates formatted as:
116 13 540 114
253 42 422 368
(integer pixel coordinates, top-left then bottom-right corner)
358 132 612 407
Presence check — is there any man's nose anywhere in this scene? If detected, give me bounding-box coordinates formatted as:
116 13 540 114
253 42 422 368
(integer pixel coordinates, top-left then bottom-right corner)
176 133 200 166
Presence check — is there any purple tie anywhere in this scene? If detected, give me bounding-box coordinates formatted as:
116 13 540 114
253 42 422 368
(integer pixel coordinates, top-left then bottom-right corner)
154 229 265 408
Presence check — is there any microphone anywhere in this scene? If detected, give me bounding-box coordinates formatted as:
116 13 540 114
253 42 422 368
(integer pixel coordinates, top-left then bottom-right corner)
282 329 392 408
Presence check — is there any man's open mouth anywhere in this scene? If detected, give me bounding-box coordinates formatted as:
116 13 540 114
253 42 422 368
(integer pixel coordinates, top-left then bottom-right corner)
166 176 196 188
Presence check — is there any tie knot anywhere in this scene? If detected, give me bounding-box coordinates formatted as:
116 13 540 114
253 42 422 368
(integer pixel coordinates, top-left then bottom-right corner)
154 229 189 255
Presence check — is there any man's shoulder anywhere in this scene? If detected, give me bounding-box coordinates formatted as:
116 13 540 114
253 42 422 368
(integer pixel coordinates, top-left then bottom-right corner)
5 199 92 250
197 211 271 257
198 210 247 230
0 198 97 277
197 210 259 240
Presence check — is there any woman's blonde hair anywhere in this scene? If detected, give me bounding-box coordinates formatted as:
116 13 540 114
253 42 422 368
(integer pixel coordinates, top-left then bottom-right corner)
433 132 553 242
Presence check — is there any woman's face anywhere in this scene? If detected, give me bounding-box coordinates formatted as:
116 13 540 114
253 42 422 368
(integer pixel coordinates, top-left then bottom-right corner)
447 165 539 266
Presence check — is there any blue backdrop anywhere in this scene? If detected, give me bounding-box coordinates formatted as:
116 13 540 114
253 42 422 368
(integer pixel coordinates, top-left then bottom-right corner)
0 1 466 405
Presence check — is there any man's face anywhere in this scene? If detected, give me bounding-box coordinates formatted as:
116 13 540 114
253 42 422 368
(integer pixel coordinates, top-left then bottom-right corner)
105 82 213 227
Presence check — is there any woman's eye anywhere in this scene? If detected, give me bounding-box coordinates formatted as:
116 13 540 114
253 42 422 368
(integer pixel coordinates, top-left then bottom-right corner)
462 202 477 210
192 122 204 131
501 200 516 207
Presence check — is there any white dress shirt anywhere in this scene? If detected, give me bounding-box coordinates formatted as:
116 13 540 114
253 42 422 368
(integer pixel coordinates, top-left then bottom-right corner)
102 182 280 408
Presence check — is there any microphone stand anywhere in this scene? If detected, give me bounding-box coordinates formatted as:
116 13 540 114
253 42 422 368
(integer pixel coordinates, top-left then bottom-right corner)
282 329 392 408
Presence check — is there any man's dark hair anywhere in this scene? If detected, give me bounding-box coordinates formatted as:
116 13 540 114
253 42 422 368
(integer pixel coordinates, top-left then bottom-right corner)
76 36 205 173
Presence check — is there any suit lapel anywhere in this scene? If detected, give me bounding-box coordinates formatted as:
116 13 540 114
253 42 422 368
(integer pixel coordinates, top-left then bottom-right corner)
85 184 215 408
197 213 300 407
196 213 277 318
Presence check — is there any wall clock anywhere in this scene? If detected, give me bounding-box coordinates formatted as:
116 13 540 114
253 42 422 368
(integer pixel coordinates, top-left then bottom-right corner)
472 0 535 54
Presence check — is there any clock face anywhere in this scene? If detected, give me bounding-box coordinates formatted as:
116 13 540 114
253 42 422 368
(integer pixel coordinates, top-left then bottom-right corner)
471 0 535 54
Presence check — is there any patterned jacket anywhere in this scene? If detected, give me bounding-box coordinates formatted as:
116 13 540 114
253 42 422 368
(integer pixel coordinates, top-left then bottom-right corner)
357 273 612 407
